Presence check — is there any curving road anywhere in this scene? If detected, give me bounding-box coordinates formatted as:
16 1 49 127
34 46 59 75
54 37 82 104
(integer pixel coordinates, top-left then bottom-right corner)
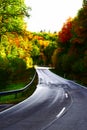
0 67 87 130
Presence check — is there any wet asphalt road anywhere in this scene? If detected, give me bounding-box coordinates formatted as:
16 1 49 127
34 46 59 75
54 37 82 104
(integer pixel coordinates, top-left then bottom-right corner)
0 67 87 130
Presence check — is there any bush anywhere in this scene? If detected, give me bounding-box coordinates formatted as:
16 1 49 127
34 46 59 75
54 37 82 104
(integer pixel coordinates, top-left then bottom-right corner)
0 57 27 90
72 59 85 74
8 57 27 81
0 57 10 90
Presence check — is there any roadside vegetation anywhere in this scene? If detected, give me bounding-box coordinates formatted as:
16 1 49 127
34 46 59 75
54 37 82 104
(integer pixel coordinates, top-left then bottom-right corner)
0 0 87 104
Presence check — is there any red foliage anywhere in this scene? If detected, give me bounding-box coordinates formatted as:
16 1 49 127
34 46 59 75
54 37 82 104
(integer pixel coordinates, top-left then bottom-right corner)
38 36 44 40
58 18 72 43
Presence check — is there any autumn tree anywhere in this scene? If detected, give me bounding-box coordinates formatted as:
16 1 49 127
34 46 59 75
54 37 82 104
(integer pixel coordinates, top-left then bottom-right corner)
54 4 87 85
72 6 87 42
58 18 72 44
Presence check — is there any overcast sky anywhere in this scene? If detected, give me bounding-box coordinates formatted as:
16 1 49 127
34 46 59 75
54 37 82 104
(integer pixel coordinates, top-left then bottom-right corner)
25 0 82 32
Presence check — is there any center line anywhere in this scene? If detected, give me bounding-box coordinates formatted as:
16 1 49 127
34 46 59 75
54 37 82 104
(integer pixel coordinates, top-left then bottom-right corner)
56 107 66 118
65 93 68 98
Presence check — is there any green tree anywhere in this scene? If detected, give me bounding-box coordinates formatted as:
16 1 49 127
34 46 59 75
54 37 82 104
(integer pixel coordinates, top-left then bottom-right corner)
0 0 30 38
44 41 57 65
31 44 40 64
83 0 87 6
71 5 87 58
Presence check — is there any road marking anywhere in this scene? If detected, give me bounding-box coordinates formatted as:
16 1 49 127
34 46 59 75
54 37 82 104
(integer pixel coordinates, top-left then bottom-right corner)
41 107 66 130
56 107 66 118
65 93 68 98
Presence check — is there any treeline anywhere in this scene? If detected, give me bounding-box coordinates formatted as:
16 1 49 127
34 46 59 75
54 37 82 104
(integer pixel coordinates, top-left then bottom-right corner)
0 0 32 89
0 0 87 89
54 6 87 85
0 30 58 89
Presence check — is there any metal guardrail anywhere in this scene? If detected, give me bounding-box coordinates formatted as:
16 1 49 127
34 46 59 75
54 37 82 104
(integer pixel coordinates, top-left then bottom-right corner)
0 71 36 96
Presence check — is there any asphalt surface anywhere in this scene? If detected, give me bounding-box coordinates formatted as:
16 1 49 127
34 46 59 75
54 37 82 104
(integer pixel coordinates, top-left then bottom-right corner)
0 67 87 130
0 104 13 112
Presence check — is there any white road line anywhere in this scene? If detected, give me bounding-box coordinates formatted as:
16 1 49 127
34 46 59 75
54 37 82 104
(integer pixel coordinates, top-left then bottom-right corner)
65 93 68 98
41 107 66 130
56 107 66 118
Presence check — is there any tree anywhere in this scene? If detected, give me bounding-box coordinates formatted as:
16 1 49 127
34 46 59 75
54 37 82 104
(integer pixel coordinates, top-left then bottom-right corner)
58 18 72 43
71 5 87 56
83 0 87 6
55 5 87 83
44 41 57 65
0 0 30 38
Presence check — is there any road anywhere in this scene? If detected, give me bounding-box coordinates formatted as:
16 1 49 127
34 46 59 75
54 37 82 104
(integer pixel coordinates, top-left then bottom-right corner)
0 67 87 130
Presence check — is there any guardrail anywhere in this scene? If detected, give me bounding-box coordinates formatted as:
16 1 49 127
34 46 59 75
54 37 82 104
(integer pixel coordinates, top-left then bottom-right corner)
0 71 36 96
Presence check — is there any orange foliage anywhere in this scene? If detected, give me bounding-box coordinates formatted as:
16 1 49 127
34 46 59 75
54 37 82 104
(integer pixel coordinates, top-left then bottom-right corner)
8 37 13 44
14 37 20 46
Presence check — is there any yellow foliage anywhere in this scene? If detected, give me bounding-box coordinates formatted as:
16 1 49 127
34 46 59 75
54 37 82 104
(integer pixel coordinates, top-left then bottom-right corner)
25 57 33 68
39 40 49 48
0 16 2 22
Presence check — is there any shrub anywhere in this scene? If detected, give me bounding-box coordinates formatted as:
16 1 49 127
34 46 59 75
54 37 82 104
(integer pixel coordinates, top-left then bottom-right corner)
0 57 10 90
8 57 27 80
72 59 85 74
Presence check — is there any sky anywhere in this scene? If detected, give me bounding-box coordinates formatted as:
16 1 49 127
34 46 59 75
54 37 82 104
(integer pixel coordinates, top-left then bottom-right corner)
25 0 82 32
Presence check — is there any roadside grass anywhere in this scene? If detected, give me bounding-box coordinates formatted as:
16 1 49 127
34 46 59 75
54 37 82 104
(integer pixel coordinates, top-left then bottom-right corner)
0 68 37 104
0 82 37 104
0 83 25 92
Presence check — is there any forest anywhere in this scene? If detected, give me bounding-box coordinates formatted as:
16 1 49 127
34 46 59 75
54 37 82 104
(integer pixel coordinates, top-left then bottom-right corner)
0 0 87 93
